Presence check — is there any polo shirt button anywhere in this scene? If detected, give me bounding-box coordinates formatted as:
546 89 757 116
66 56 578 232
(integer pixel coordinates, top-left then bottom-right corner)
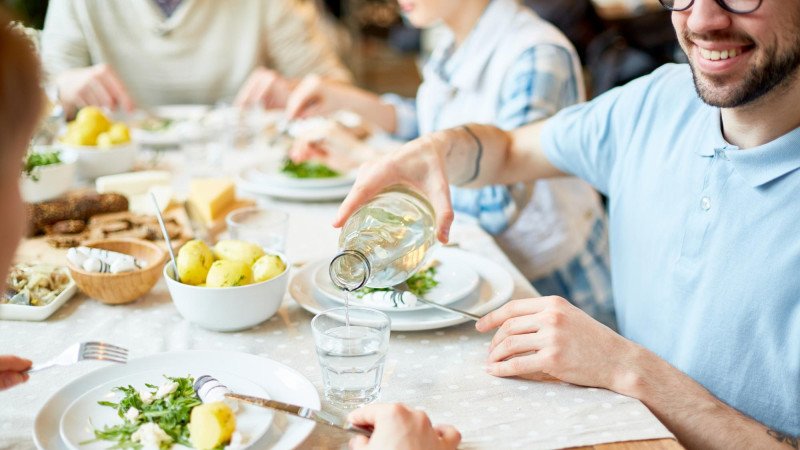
701 196 711 211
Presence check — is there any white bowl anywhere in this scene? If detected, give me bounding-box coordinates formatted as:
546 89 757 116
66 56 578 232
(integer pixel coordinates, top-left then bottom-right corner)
58 141 138 179
20 149 77 203
164 252 291 332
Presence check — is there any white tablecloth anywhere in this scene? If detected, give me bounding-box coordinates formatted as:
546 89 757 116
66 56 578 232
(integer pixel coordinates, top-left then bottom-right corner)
0 148 673 449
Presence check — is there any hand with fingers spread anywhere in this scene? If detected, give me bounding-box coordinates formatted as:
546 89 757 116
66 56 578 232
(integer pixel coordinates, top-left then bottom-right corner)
289 120 377 173
234 67 294 109
0 355 32 391
56 63 136 115
347 403 460 450
476 296 638 392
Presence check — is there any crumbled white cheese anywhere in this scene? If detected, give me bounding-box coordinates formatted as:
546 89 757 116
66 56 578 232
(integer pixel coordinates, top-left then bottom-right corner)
225 431 247 449
124 407 139 422
139 390 154 405
131 422 171 448
155 380 179 399
362 291 418 308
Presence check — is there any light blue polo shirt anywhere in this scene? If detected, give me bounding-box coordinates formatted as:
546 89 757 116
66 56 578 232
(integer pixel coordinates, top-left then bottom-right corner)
541 63 800 435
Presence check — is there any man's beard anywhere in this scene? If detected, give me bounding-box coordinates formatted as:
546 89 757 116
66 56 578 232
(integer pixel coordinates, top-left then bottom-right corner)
683 29 800 108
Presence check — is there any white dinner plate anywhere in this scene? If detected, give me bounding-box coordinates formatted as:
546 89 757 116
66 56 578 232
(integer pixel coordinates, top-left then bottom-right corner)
290 249 514 331
247 163 357 190
0 279 77 321
34 350 319 450
313 248 481 312
131 105 211 147
236 167 353 201
60 369 273 450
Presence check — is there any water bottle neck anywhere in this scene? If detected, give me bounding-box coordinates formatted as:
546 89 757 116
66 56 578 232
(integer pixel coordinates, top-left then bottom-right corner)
329 249 372 291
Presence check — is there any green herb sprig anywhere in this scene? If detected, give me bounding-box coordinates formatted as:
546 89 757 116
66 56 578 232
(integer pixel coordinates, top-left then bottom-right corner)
280 159 340 179
22 149 61 181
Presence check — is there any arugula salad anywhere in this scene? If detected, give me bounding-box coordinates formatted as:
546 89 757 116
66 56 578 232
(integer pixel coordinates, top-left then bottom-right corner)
280 159 340 179
85 375 209 449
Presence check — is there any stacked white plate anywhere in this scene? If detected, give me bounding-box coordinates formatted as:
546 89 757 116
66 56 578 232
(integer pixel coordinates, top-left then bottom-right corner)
290 247 514 331
130 105 212 147
236 163 357 201
34 351 319 449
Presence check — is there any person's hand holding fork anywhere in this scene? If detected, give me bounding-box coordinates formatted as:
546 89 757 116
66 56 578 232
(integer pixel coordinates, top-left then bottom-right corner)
0 355 31 391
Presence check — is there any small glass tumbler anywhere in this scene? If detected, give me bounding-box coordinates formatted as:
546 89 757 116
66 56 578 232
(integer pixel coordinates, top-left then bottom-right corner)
226 207 289 253
311 307 391 408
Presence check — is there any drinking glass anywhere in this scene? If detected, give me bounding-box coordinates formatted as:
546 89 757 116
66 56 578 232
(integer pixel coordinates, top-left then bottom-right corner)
311 307 391 408
226 207 288 253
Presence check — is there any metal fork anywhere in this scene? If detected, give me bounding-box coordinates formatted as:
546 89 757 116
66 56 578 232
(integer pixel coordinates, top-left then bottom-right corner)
24 342 128 374
390 290 482 321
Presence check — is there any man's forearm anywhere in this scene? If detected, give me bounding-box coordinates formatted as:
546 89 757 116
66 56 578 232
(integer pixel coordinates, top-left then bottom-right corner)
618 344 798 450
435 121 565 188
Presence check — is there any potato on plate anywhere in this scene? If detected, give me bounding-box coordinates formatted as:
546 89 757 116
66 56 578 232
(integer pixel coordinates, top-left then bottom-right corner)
188 402 236 450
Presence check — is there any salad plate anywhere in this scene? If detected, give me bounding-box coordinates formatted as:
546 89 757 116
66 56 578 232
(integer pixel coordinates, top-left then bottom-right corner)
130 105 211 147
236 167 353 201
312 248 481 312
290 249 514 331
34 350 319 450
247 162 357 190
60 369 273 450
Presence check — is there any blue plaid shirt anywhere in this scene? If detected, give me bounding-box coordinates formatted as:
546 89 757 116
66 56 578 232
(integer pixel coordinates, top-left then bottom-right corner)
383 43 579 234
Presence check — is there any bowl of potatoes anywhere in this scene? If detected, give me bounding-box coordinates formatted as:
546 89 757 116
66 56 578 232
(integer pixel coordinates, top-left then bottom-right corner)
164 239 290 331
58 106 138 179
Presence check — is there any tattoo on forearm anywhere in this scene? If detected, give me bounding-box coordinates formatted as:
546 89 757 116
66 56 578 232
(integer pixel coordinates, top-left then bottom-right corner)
460 125 482 185
768 429 799 449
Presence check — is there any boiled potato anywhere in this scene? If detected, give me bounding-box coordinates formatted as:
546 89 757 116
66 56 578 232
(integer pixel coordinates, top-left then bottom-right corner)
96 132 113 148
63 124 98 146
213 240 264 265
75 106 111 138
108 122 131 144
253 254 286 282
177 240 214 285
189 402 236 450
206 260 253 287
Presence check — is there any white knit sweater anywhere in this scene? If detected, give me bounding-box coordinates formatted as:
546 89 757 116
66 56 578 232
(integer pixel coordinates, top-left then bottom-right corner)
41 0 351 107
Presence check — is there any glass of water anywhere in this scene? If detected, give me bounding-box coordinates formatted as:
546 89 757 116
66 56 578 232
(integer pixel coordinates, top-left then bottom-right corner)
311 307 391 408
226 207 288 253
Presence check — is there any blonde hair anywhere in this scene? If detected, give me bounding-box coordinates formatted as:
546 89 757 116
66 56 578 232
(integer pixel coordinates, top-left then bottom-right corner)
0 8 44 165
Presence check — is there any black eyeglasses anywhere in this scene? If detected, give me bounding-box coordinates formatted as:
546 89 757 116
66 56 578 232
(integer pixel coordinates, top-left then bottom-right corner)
659 0 763 14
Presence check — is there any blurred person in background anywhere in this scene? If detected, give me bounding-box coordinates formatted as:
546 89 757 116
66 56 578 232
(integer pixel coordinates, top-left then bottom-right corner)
0 8 44 391
40 0 352 116
285 0 615 328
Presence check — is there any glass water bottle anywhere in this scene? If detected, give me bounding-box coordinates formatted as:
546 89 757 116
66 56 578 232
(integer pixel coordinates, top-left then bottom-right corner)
329 185 437 291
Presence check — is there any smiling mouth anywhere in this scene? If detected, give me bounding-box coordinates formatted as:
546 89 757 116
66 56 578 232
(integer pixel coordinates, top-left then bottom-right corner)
697 45 752 61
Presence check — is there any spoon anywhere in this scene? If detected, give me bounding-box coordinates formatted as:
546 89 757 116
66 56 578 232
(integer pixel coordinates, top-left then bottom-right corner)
150 193 180 283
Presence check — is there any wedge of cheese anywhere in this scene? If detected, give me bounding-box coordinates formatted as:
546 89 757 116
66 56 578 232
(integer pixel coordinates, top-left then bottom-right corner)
96 171 172 198
188 178 235 223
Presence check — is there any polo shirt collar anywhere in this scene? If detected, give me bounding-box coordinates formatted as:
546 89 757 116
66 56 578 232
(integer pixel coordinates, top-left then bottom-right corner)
693 106 800 187
726 125 800 187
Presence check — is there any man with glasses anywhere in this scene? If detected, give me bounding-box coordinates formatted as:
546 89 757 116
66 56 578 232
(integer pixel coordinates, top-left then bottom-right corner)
338 0 800 448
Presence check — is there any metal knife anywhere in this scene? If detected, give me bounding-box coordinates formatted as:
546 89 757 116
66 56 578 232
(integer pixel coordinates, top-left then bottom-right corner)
226 393 373 436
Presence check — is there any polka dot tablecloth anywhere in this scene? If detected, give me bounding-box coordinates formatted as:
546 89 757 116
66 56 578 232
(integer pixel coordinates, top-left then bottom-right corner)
0 211 673 449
